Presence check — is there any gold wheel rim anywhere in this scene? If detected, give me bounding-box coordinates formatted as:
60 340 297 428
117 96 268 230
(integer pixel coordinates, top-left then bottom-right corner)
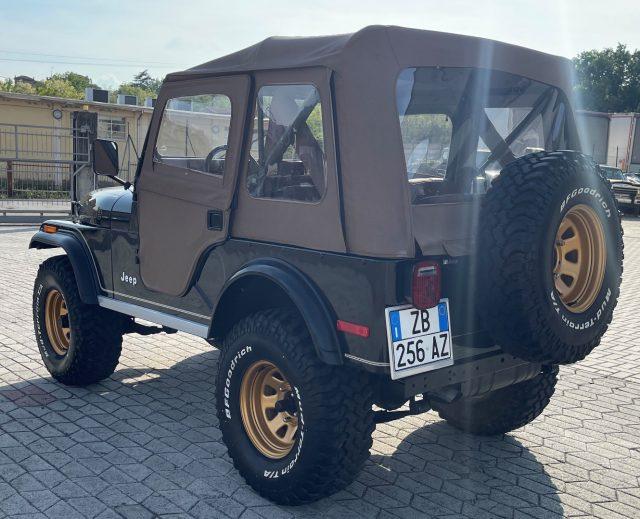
553 204 606 313
44 289 71 355
239 360 298 459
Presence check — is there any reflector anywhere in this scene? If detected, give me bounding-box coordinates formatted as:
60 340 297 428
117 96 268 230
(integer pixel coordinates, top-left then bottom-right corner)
42 224 58 234
336 320 370 338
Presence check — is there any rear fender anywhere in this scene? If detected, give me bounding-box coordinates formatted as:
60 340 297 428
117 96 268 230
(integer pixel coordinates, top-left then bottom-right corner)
211 259 343 365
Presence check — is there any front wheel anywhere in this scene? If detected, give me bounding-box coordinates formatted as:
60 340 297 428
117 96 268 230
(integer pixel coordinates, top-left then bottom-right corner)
33 255 124 386
216 309 375 505
433 368 558 435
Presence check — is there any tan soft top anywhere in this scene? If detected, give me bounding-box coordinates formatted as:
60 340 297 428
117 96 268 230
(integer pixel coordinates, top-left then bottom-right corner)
159 26 576 260
167 25 573 93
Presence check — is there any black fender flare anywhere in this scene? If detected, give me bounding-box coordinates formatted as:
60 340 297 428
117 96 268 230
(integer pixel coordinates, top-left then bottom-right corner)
211 259 343 365
29 230 100 305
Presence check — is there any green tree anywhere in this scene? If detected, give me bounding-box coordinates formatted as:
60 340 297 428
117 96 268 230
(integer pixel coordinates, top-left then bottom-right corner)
109 83 155 104
13 80 37 95
0 78 37 95
36 78 83 99
573 44 640 112
131 69 162 94
48 71 96 94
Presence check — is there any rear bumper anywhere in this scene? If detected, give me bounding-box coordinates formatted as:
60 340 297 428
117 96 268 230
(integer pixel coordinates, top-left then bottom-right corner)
378 344 543 405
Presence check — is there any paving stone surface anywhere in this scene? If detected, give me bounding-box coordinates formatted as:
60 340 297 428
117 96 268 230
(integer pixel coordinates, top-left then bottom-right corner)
0 219 639 518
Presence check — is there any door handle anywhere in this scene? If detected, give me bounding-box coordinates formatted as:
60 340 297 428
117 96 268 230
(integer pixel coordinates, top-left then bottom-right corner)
207 210 224 230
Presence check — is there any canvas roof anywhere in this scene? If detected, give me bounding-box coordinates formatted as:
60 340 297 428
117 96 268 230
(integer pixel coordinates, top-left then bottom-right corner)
158 26 577 259
167 25 574 94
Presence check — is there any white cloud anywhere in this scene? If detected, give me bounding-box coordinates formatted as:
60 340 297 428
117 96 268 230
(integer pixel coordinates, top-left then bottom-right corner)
96 73 121 90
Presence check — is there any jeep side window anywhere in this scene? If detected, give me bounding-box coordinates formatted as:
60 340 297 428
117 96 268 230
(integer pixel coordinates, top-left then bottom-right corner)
246 84 325 202
154 94 232 175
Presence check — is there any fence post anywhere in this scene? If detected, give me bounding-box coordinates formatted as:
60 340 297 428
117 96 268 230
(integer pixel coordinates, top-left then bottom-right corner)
6 161 13 198
14 125 19 159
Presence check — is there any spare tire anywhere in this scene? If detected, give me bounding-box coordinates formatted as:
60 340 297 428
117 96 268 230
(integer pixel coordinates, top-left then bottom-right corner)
478 151 623 364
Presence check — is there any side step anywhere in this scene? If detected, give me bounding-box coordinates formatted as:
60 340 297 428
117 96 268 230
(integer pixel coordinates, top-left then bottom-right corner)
98 296 209 338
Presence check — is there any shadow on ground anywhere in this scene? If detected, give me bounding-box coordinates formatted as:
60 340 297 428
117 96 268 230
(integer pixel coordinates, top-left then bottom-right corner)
0 346 562 518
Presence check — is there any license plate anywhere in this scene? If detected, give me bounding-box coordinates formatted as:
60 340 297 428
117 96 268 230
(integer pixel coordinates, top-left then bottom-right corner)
385 300 453 380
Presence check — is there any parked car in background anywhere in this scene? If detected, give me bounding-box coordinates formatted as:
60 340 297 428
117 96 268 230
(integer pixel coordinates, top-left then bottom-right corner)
601 165 640 215
625 172 640 185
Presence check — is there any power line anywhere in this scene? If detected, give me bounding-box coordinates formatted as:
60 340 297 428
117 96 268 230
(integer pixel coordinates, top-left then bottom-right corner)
0 49 180 66
0 57 178 69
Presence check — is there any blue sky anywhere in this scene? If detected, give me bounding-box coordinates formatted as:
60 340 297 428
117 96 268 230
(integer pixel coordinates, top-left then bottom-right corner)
1 0 639 89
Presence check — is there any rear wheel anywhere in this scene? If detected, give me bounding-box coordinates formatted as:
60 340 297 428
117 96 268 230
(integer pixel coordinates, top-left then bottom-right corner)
216 309 375 505
33 255 124 386
433 368 558 435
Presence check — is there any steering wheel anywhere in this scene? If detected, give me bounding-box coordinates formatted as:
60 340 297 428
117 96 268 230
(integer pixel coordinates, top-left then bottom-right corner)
205 145 228 173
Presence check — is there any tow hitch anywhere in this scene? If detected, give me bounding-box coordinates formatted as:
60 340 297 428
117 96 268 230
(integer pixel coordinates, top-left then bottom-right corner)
374 395 431 424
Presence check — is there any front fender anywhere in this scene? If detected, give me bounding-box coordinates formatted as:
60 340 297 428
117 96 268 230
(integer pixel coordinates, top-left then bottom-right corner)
30 229 100 304
213 259 343 365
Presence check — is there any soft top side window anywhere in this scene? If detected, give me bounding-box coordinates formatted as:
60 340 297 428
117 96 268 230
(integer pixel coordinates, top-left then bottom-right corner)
154 93 232 175
247 84 325 202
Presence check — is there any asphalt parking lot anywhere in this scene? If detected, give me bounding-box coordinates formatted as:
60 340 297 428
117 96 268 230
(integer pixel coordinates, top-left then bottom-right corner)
0 220 639 519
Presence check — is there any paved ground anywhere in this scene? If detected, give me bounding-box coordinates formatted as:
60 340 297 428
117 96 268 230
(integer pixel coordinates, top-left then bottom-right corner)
0 220 639 519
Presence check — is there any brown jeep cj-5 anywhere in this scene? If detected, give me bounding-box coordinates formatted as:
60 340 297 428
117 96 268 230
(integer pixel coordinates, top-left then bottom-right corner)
30 26 623 504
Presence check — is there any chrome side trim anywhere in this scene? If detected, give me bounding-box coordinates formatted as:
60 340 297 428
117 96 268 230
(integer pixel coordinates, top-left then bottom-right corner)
98 296 209 338
344 353 389 367
107 290 210 319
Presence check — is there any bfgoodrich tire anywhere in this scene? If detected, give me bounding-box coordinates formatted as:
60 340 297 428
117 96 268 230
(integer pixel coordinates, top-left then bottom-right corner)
33 255 124 386
479 151 623 364
433 367 558 435
216 309 375 505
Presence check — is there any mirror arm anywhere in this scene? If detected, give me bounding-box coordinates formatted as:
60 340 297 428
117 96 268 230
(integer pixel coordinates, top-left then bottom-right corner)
106 175 132 189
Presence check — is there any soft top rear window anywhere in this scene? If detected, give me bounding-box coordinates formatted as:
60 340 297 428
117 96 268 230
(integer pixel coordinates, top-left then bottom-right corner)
396 67 577 203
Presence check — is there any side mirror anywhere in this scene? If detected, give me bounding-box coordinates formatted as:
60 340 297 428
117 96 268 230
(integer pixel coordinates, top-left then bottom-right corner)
92 139 119 176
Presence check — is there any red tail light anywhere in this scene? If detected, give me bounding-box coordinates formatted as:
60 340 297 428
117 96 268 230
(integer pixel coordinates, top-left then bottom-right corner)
411 261 441 310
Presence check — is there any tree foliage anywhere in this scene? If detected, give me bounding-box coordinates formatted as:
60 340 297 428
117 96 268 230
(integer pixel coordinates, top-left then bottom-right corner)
0 78 37 95
48 72 96 93
37 78 84 99
131 69 162 93
573 44 640 113
0 69 162 106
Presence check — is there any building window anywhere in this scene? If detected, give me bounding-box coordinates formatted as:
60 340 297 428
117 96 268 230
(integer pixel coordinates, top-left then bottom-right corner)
98 116 127 140
247 84 325 202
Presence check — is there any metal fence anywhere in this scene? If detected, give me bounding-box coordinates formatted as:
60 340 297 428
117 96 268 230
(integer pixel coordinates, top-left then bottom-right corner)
0 122 138 205
0 123 89 204
0 122 89 164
